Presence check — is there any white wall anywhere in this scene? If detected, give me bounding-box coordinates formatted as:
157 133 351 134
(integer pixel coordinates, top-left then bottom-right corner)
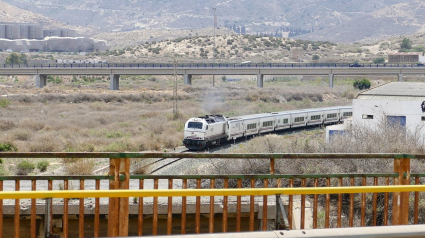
352 98 425 141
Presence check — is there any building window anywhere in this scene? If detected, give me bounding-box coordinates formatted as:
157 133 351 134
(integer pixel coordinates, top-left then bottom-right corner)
343 112 353 117
362 114 373 119
294 117 304 122
311 115 321 120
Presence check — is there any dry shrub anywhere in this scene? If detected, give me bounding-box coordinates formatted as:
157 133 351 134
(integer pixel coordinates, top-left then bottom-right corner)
140 135 162 151
62 158 95 175
29 134 62 152
0 119 15 130
131 158 154 174
88 102 110 111
205 116 425 176
10 128 32 141
327 118 425 154
19 118 44 131
102 140 139 152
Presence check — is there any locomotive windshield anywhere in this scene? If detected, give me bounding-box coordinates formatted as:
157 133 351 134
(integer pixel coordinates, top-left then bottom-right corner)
188 122 203 129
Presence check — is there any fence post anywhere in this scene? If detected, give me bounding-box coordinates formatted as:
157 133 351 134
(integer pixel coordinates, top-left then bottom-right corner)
392 156 411 225
270 158 275 175
108 158 130 237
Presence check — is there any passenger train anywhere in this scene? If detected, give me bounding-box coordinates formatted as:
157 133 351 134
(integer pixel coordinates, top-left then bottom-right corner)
183 106 353 150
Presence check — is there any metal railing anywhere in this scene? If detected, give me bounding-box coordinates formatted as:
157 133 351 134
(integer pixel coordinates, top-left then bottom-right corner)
0 153 421 238
0 63 424 69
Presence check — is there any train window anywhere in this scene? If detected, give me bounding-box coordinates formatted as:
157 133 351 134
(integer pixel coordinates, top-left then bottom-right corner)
283 118 289 124
311 115 321 120
362 114 373 119
278 120 280 123
188 122 203 129
247 123 257 130
327 113 337 118
343 112 353 117
294 117 304 122
262 121 273 127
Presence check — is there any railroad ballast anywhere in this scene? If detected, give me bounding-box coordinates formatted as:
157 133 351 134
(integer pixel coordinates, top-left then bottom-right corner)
183 106 353 150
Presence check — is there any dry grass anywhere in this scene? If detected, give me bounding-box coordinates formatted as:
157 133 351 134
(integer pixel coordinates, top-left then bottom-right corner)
62 158 96 175
0 74 359 152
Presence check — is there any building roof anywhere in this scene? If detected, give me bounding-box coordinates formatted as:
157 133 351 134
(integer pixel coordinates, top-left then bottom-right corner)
388 52 423 56
356 82 425 99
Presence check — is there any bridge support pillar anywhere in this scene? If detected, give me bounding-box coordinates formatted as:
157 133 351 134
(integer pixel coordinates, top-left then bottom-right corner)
329 74 334 88
257 74 264 88
110 74 120 90
184 74 192 85
398 73 403 82
36 75 47 88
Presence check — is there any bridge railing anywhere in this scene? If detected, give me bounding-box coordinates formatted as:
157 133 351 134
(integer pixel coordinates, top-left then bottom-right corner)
0 153 422 238
1 63 424 69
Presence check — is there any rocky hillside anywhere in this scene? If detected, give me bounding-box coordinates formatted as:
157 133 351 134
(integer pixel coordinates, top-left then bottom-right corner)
87 33 417 65
1 0 422 43
296 0 425 43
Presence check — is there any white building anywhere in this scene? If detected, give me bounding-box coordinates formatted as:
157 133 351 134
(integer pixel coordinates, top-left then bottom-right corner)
327 82 425 142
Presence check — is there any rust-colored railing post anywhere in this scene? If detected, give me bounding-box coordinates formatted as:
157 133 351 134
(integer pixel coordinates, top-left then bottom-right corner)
392 156 411 225
108 158 130 237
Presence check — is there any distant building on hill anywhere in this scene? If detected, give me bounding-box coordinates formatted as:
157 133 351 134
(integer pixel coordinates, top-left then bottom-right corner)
0 37 108 53
0 23 74 40
0 23 107 52
388 52 425 63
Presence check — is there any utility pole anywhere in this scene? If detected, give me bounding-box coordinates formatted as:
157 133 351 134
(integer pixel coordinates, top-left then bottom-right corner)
213 6 217 87
173 58 178 119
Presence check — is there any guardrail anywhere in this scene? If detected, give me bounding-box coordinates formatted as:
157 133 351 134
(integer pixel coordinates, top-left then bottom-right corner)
0 63 424 69
0 153 421 238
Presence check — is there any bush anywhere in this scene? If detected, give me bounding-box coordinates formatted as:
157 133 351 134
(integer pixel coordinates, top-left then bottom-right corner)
16 160 35 175
0 164 8 175
0 142 17 152
0 99 11 109
353 78 371 90
37 161 50 172
62 158 95 175
373 57 385 64
312 55 320 60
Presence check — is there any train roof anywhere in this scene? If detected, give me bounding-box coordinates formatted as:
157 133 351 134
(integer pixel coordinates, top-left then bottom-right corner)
228 112 289 121
194 115 226 124
226 106 352 121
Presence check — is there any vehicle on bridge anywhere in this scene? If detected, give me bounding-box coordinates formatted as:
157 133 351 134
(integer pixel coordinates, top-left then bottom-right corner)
183 106 353 150
349 62 364 67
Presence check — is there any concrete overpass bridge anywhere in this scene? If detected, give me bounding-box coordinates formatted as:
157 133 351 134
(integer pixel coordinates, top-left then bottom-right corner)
1 63 424 90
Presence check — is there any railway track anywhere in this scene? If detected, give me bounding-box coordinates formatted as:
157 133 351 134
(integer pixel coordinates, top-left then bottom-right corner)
145 124 327 174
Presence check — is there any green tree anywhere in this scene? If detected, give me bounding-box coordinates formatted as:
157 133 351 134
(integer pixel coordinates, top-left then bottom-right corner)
373 57 385 64
401 38 412 50
413 45 425 53
221 76 227 82
353 78 371 90
5 53 27 65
